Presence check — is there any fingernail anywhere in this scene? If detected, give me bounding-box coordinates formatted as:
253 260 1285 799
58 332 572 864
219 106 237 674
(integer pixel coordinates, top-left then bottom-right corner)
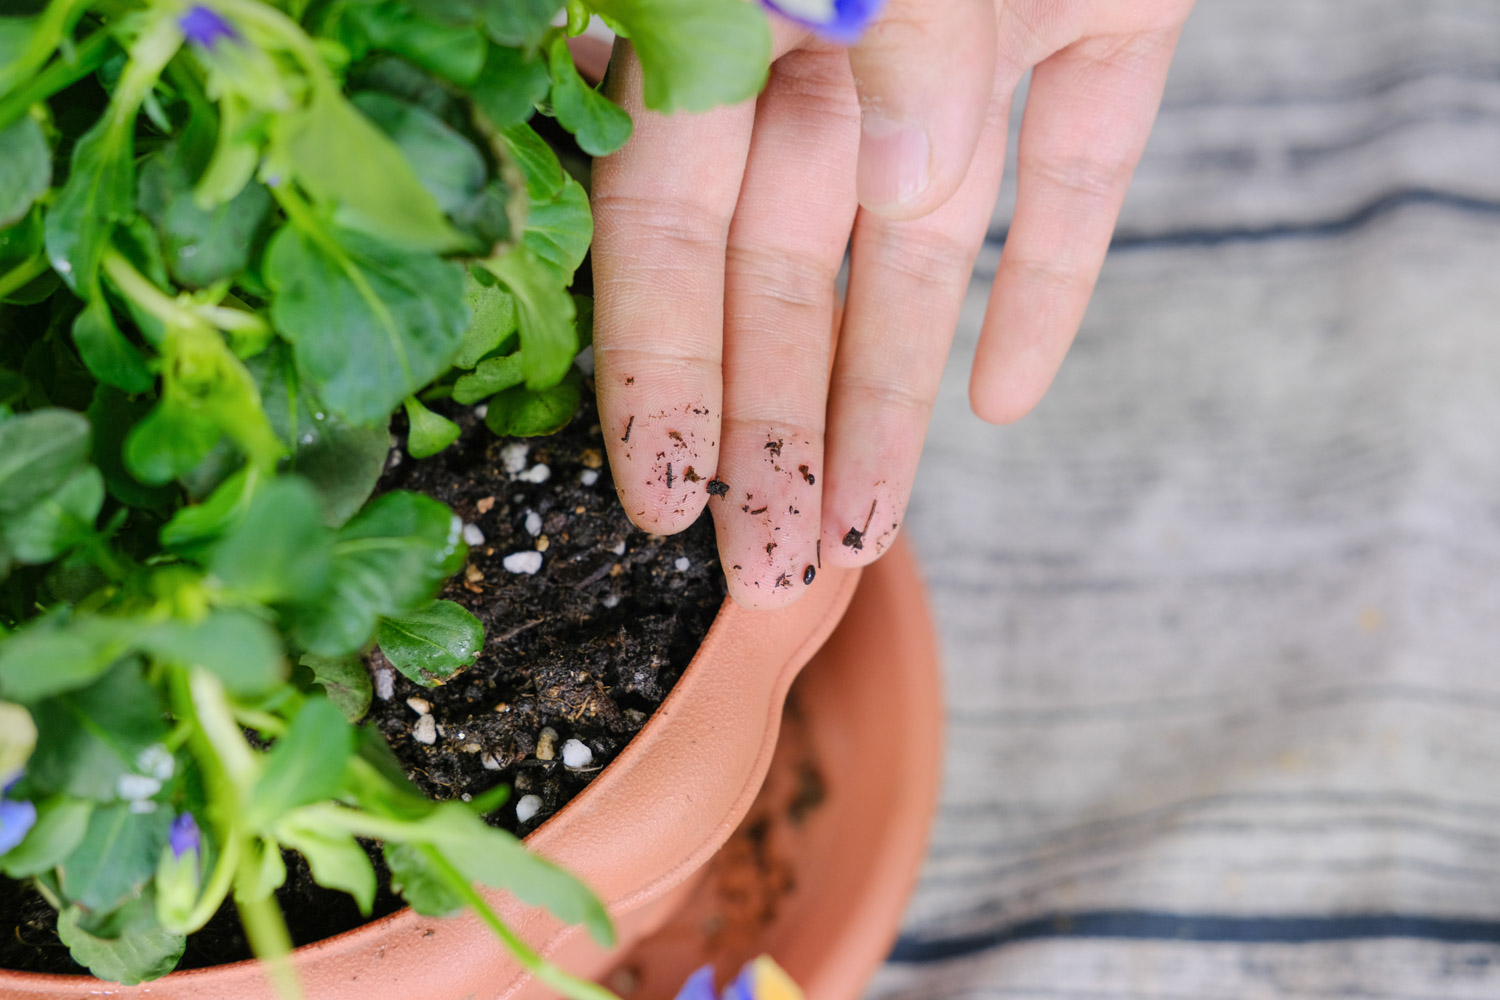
857 112 930 210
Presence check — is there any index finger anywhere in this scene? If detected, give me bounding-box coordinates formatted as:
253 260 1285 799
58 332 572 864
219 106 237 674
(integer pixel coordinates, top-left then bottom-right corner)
592 45 754 533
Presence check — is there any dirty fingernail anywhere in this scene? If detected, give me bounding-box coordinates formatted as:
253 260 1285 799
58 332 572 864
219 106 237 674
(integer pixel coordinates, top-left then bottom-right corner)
857 112 930 210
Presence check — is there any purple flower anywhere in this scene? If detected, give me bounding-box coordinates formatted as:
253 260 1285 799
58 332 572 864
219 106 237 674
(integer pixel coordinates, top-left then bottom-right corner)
760 0 886 44
179 5 240 50
169 812 200 860
673 958 803 1000
674 966 717 1000
0 773 36 856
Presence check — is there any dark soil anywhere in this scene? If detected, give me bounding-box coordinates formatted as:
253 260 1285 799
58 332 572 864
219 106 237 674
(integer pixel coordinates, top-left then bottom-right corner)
0 382 725 976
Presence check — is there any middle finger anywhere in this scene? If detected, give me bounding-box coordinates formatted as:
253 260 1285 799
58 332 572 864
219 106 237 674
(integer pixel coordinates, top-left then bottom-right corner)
713 44 861 607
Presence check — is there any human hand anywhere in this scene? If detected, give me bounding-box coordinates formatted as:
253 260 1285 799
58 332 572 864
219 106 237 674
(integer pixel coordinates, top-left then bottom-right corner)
591 0 1195 608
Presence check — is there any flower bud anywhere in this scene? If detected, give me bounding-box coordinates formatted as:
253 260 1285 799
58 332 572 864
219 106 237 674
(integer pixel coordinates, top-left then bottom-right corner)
156 813 203 932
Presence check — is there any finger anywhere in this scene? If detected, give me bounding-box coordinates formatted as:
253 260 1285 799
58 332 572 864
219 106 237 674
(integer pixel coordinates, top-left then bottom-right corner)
822 79 1014 568
969 29 1183 425
592 44 754 533
711 46 861 609
846 0 996 219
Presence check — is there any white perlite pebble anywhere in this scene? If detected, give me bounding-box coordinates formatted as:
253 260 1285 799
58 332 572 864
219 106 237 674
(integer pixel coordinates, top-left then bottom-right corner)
580 469 599 486
561 739 594 769
406 697 430 715
611 540 626 555
473 403 488 420
674 557 691 572
517 463 550 483
601 593 620 609
525 510 542 536
481 753 502 771
515 794 542 824
412 714 437 745
374 667 395 701
574 344 594 375
500 442 529 474
462 523 485 546
503 550 544 575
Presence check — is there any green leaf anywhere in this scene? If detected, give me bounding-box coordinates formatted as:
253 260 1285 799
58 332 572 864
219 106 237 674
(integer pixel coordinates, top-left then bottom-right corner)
479 0 563 47
0 115 50 229
546 36 632 156
471 46 551 129
278 821 376 915
342 2 486 85
454 269 518 369
402 396 461 458
248 346 392 527
26 659 168 800
589 0 771 112
208 476 333 604
72 294 155 394
274 85 460 251
523 174 593 280
138 610 286 696
0 610 139 704
299 653 372 722
376 600 484 687
0 797 92 878
160 465 256 556
484 370 582 437
3 465 104 564
352 92 487 215
87 386 179 512
245 699 353 829
0 408 91 515
384 840 463 915
453 352 524 404
60 802 173 912
289 491 467 656
265 226 469 426
123 394 225 486
418 803 613 946
137 143 273 289
44 115 135 291
483 247 577 388
56 893 185 986
500 123 565 201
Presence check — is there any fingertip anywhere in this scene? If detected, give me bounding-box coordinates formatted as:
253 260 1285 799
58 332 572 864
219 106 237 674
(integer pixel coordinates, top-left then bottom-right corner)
968 370 1046 425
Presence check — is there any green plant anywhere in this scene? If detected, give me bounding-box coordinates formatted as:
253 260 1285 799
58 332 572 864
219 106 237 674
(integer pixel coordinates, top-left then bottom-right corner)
0 0 769 995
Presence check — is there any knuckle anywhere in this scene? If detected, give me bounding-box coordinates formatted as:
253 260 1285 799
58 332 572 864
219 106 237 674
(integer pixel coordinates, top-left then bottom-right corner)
836 372 934 418
1022 150 1132 203
860 220 977 289
725 243 840 313
592 192 730 257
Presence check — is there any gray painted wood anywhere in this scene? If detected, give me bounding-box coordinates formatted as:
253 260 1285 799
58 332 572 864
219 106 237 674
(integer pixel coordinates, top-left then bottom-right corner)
868 1 1500 995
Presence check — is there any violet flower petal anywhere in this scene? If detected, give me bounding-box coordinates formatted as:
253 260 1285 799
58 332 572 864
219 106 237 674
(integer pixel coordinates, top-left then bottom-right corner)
760 0 886 44
0 797 36 856
179 5 240 50
673 965 718 1000
169 812 201 860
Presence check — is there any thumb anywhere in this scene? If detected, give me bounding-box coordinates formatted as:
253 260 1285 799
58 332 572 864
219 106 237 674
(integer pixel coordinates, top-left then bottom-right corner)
847 0 997 219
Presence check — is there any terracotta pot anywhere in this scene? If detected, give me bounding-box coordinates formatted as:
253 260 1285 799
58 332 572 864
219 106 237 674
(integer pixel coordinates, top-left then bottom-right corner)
1 538 941 1000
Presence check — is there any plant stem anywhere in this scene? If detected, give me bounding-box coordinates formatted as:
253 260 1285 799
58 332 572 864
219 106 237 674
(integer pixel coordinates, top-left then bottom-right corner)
235 884 304 1000
0 255 48 302
417 845 621 1000
0 26 113 133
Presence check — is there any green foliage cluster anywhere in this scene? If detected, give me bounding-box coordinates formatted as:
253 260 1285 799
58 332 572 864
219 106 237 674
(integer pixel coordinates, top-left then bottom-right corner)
0 0 769 994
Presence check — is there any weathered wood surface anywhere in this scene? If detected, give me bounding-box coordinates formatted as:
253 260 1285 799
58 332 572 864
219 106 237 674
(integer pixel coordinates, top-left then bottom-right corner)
871 1 1500 995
